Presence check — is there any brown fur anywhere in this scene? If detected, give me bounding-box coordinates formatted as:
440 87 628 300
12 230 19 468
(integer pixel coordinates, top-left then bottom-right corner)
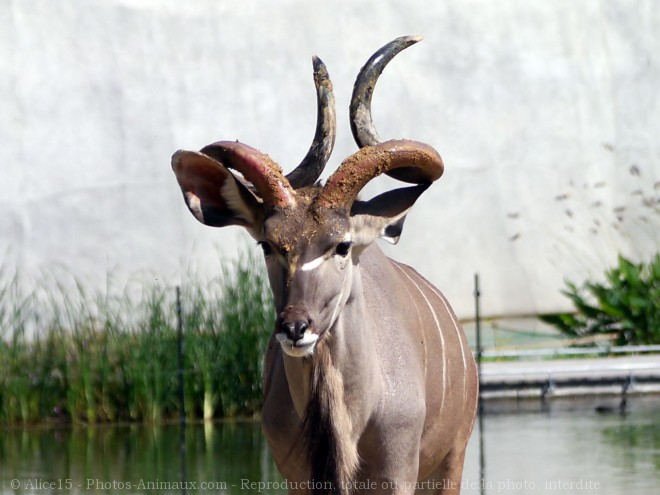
300 343 360 494
173 37 479 493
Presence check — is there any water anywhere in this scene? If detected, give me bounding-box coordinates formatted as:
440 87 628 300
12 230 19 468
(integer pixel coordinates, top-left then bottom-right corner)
1 397 658 494
466 396 659 494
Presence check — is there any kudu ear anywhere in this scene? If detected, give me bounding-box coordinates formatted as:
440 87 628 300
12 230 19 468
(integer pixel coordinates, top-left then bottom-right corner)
172 150 263 237
349 183 429 246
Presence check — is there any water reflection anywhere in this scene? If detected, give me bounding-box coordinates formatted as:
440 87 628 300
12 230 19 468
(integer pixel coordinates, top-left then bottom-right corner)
1 397 658 494
0 422 285 494
465 396 660 494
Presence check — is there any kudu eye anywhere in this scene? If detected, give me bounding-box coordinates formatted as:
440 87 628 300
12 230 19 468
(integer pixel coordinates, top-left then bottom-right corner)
259 242 273 257
335 241 352 257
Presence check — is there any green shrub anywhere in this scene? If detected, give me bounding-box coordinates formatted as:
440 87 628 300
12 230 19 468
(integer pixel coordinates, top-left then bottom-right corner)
0 248 274 425
540 253 660 345
182 251 274 418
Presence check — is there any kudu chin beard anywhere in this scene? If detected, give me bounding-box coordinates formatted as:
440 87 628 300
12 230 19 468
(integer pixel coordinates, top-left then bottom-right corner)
299 342 360 495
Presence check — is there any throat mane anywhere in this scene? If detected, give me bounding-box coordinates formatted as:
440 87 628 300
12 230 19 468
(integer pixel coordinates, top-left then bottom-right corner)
300 344 359 494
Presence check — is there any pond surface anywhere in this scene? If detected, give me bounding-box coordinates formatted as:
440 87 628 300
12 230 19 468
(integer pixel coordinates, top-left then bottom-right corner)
1 396 658 494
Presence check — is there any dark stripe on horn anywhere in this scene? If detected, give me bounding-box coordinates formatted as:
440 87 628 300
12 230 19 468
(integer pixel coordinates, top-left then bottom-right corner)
200 141 295 209
318 139 443 210
286 56 337 189
349 35 422 148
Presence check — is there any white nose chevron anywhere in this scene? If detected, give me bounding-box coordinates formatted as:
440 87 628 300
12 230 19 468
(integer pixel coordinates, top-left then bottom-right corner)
276 332 319 358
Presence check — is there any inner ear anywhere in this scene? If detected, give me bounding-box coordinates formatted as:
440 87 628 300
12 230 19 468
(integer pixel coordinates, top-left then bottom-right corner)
172 150 264 237
349 184 429 245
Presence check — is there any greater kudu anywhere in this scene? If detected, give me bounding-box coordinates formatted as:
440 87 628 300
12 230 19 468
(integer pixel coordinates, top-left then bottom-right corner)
172 36 478 495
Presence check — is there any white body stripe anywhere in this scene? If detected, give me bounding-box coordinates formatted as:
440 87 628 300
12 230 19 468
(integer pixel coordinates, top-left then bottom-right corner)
415 275 470 401
416 277 468 371
393 263 447 411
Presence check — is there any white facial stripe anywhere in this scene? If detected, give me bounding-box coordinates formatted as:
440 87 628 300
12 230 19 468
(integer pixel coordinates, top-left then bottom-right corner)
328 259 353 329
329 282 346 329
300 234 352 272
300 256 325 272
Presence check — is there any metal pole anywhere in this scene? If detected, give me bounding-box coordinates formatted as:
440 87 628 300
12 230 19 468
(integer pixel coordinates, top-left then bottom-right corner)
474 274 483 386
176 286 187 494
474 273 485 495
176 286 186 425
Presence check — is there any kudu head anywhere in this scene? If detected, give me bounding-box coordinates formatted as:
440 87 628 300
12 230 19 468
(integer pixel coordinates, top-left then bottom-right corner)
172 36 443 358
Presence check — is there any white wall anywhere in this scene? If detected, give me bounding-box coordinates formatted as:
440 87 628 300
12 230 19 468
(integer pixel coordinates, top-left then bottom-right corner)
1 0 658 319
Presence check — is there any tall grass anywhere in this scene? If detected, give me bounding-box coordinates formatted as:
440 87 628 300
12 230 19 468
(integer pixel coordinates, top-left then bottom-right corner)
0 250 274 425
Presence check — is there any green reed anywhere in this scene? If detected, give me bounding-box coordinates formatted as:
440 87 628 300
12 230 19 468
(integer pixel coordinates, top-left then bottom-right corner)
0 249 274 425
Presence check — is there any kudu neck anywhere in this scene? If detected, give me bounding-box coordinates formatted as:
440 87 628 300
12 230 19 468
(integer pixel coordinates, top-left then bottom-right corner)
282 263 380 420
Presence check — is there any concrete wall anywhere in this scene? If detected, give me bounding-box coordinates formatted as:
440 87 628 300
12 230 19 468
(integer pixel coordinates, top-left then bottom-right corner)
1 0 658 319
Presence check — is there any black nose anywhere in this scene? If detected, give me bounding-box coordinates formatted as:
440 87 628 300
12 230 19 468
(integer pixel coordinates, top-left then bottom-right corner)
281 320 309 343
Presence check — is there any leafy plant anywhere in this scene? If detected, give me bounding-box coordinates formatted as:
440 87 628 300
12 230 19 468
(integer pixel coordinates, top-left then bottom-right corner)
540 253 660 345
0 248 274 425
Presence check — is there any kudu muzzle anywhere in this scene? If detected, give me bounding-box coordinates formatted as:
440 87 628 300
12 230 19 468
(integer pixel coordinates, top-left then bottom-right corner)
276 305 319 356
278 306 312 343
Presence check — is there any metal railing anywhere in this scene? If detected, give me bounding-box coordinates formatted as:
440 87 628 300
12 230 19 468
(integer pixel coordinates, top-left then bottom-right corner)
479 344 660 359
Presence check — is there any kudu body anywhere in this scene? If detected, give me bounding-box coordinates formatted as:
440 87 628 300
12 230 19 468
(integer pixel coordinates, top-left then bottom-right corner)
172 36 478 494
